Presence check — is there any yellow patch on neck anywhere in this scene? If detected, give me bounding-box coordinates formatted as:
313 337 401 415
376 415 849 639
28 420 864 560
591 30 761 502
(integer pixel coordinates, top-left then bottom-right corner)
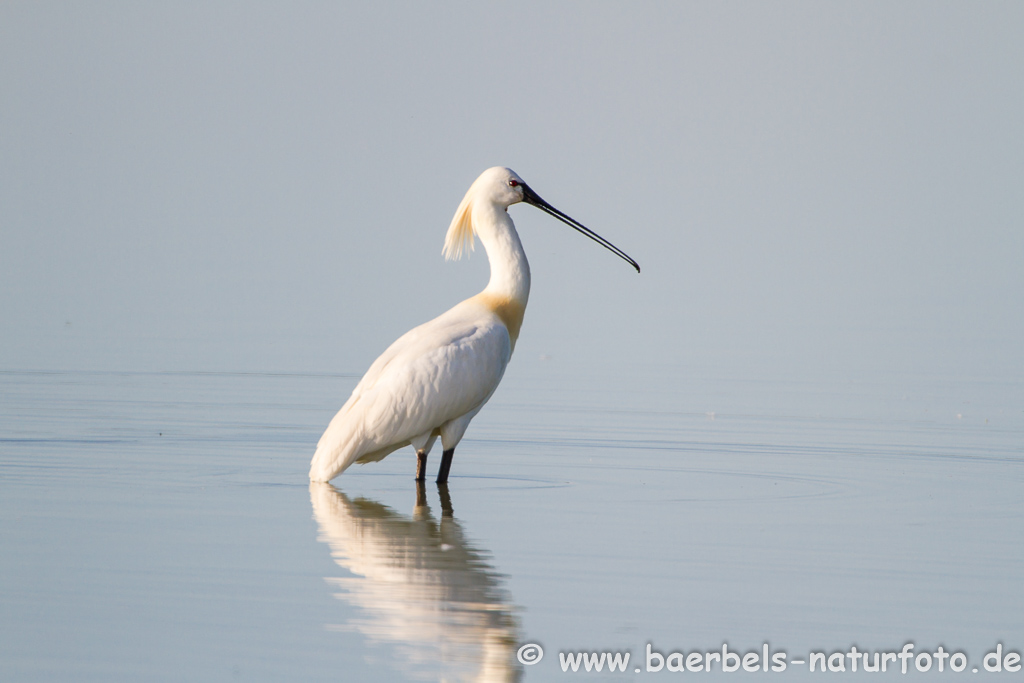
472 292 526 348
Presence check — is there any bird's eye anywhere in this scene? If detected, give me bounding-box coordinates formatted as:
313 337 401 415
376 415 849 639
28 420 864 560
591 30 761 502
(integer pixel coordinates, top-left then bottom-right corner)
508 179 519 187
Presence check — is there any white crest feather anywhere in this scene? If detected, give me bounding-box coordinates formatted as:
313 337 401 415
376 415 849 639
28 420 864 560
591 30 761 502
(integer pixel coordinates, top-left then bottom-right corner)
442 183 476 260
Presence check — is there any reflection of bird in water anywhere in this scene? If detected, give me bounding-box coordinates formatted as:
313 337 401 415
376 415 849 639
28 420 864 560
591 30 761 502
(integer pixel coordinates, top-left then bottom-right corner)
310 482 523 682
309 167 639 484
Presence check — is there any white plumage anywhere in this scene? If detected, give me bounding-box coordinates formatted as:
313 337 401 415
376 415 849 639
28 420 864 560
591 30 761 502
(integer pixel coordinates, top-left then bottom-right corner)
309 167 638 484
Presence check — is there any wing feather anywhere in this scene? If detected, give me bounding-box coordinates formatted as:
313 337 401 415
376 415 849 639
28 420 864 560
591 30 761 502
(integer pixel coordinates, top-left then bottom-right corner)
309 302 511 481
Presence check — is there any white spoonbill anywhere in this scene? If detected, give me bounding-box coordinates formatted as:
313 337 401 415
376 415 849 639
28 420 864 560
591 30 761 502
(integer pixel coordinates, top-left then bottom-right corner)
309 167 638 484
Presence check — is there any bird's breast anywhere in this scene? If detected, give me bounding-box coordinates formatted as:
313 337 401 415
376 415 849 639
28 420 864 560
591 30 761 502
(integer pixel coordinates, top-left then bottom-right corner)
469 292 526 348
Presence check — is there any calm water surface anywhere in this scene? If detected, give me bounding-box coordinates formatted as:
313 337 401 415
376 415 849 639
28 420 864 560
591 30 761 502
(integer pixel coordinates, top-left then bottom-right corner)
1 363 1021 681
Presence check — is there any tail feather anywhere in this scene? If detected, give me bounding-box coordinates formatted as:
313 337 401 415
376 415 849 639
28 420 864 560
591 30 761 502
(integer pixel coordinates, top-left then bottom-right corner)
309 413 362 482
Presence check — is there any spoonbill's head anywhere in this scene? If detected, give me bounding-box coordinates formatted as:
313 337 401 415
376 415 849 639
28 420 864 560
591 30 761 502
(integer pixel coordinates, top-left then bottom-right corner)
444 167 640 273
474 166 528 208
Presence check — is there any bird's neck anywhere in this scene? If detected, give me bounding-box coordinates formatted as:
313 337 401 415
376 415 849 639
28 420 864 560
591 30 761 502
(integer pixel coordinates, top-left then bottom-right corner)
477 205 531 304
474 205 531 348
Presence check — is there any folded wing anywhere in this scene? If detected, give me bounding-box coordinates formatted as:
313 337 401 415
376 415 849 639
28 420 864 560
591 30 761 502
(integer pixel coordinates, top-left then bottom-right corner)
309 302 511 482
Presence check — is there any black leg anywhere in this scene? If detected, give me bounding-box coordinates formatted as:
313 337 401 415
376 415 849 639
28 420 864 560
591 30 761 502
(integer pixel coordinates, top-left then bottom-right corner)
415 450 428 482
436 448 455 484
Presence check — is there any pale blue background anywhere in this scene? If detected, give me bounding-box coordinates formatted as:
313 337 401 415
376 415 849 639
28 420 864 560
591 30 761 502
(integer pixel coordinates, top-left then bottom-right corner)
1 4 1022 682
3 2 1021 381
